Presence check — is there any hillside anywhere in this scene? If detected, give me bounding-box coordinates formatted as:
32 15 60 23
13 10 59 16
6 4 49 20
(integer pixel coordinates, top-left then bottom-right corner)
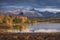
1 9 60 18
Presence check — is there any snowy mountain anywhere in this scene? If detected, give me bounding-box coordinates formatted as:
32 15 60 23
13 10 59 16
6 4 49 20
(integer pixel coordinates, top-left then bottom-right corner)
0 9 60 18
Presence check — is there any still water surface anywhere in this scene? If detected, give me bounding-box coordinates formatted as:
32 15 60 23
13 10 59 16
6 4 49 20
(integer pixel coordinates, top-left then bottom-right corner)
25 23 60 32
8 23 60 33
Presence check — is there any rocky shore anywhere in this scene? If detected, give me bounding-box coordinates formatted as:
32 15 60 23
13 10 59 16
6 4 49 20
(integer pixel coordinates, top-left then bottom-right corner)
0 32 60 40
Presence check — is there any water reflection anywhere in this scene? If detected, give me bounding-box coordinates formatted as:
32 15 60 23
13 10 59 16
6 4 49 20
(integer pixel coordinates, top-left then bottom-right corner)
1 23 60 33
26 23 60 32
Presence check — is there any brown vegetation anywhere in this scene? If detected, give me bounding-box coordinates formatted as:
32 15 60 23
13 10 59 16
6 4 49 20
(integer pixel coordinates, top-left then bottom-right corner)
0 33 60 40
0 14 28 30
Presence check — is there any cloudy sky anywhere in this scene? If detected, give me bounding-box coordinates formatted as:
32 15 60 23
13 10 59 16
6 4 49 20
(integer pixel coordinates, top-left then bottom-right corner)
0 0 60 11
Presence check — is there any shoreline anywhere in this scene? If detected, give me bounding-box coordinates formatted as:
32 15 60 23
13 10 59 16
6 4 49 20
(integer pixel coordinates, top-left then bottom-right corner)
0 32 60 40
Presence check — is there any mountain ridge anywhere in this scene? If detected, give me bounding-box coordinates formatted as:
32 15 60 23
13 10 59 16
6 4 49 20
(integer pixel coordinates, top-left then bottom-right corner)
0 9 60 18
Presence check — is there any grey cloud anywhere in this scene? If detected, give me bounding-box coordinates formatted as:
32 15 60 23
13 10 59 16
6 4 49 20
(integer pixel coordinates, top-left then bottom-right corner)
0 0 60 10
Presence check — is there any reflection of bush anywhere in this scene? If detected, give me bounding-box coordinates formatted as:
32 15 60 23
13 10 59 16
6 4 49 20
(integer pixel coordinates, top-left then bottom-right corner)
25 18 31 23
13 25 22 30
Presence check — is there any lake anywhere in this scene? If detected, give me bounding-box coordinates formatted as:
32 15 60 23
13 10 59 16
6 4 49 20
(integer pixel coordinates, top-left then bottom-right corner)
24 23 60 33
7 23 60 33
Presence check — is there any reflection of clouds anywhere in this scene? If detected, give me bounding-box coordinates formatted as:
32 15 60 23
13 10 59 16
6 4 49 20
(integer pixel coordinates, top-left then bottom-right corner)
7 29 60 33
34 29 60 33
6 24 60 33
24 23 60 33
21 29 32 33
20 29 60 33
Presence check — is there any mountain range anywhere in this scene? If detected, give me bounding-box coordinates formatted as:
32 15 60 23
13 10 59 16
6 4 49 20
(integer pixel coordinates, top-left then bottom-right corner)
0 9 60 18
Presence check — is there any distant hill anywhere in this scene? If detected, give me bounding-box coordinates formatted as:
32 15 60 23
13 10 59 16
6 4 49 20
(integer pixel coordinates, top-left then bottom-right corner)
52 12 60 18
0 9 60 18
